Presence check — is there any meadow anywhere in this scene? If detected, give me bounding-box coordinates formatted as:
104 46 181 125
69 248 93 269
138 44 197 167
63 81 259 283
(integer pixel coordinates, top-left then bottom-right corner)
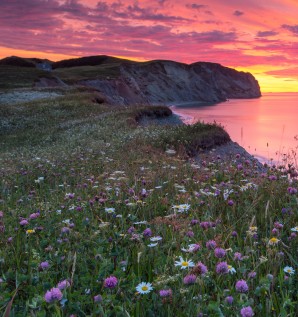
0 90 297 316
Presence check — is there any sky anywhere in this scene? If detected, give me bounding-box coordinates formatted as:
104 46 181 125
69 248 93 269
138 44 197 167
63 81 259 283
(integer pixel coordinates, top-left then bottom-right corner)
0 0 298 92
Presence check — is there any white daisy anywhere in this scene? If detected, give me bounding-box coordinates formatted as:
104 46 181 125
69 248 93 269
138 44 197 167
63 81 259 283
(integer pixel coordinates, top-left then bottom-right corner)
165 149 176 155
147 243 158 248
174 256 195 270
136 282 153 294
105 207 115 213
268 237 280 246
181 244 200 253
172 204 191 213
284 266 295 275
150 236 162 242
133 220 148 225
228 265 236 274
291 226 298 232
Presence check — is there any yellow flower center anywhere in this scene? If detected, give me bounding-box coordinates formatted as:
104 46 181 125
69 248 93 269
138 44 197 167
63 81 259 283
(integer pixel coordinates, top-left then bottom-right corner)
287 269 291 272
182 261 189 266
141 286 148 291
228 265 232 269
270 238 278 243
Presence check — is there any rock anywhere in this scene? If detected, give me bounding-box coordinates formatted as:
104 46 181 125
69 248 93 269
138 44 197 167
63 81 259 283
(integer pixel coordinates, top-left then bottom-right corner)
80 60 261 105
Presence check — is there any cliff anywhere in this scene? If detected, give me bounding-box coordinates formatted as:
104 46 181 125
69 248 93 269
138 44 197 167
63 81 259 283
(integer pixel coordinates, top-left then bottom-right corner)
80 60 261 105
0 55 261 104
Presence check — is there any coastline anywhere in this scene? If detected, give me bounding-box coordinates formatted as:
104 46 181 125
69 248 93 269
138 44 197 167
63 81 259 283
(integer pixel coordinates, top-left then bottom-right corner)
169 104 265 168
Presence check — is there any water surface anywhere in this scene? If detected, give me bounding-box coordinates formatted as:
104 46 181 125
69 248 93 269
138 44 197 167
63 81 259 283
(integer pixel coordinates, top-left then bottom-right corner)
172 93 298 163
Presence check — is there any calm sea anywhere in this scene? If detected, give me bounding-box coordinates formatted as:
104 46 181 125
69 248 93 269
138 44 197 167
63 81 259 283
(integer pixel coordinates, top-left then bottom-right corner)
171 93 298 163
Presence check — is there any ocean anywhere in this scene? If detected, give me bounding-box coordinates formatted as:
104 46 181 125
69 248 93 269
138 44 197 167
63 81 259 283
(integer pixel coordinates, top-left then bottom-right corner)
171 93 298 164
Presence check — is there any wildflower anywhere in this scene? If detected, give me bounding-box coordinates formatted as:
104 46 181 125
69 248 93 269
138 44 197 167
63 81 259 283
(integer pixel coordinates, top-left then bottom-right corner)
26 229 35 235
216 262 229 275
105 207 115 213
190 219 200 226
29 213 40 219
248 271 257 279
175 257 195 270
206 240 217 250
57 279 70 290
228 200 234 206
165 149 176 155
283 266 295 275
200 221 211 229
287 187 297 195
65 193 75 199
228 265 236 274
147 243 158 248
267 274 273 281
172 204 190 213
235 280 249 293
234 252 242 261
19 219 29 226
194 262 208 275
268 237 279 246
61 227 70 234
104 276 118 288
183 274 197 285
94 294 102 302
133 220 148 225
159 289 172 297
136 282 153 294
271 228 279 236
44 288 63 303
143 228 152 237
225 296 234 305
182 243 201 253
150 236 162 242
274 221 283 229
259 256 268 263
214 248 226 258
39 261 50 270
240 306 254 317
185 230 194 238
291 226 298 232
247 226 257 236
127 227 135 234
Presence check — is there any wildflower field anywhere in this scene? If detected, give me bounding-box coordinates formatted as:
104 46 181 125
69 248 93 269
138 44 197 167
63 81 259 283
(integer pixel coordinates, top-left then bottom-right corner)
0 90 297 316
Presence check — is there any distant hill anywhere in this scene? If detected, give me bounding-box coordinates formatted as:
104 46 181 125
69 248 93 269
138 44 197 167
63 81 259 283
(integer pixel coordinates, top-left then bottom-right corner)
52 55 132 69
0 56 36 68
0 54 261 103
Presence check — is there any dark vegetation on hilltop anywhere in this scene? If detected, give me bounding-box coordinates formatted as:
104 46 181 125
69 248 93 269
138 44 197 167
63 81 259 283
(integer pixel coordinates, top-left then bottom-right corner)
52 55 131 69
0 56 35 68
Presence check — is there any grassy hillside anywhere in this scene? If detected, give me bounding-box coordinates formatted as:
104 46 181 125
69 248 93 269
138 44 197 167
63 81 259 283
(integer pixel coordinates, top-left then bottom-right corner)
0 92 297 316
0 66 52 90
53 63 121 83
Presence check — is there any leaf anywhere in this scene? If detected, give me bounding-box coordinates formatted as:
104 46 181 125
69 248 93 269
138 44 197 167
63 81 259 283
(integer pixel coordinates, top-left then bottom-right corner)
2 287 19 317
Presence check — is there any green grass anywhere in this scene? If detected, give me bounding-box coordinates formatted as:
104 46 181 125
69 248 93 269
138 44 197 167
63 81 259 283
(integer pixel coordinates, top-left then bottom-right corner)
0 66 52 90
53 64 121 84
0 91 297 316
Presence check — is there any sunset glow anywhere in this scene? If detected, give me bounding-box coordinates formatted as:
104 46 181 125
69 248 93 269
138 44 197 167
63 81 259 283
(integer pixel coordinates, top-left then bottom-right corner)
1 0 298 92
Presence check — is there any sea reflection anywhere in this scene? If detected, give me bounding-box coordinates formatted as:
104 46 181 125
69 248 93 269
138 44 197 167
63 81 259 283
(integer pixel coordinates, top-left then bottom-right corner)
172 93 298 164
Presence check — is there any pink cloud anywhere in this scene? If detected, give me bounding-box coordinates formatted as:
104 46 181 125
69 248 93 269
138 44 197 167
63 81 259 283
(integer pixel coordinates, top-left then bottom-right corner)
0 0 297 84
